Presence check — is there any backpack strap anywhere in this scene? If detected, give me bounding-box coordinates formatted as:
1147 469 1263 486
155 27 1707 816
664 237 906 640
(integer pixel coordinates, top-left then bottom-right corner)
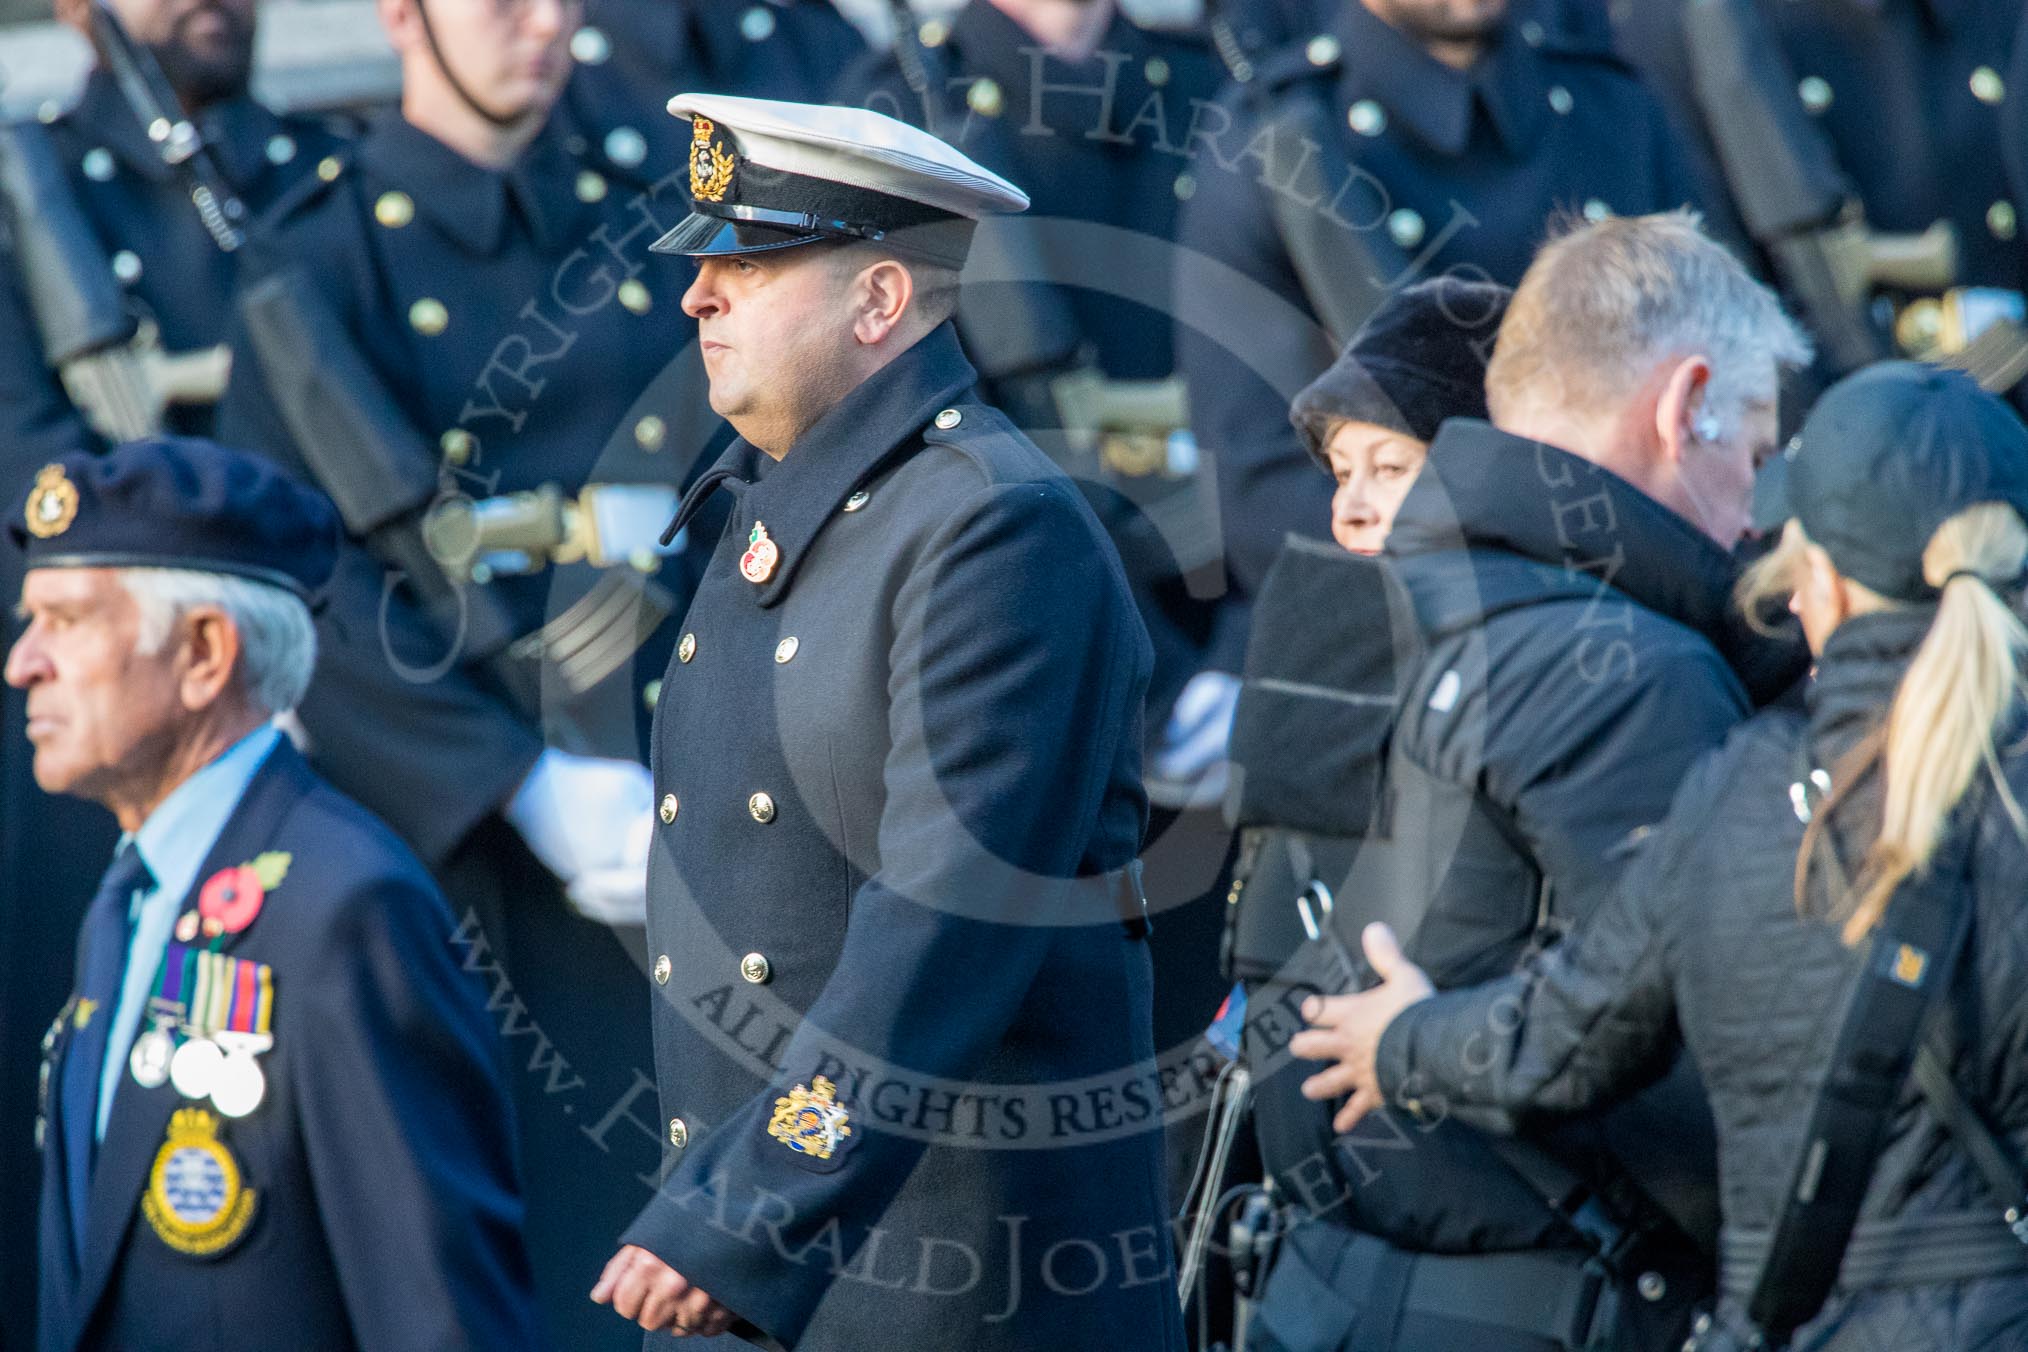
1743 752 1988 1344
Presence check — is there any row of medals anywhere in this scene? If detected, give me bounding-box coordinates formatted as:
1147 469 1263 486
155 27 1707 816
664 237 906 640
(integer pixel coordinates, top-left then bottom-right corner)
130 1020 270 1119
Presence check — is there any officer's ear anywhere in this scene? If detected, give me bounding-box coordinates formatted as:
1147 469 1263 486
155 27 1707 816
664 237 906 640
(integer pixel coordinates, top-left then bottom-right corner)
174 604 245 716
848 259 916 347
1653 353 1716 466
377 0 422 52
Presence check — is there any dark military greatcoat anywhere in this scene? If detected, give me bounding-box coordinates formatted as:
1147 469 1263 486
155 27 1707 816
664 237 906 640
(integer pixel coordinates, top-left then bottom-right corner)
621 324 1182 1352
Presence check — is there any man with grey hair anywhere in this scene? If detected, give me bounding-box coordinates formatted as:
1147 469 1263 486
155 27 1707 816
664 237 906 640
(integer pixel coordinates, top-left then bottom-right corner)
8 436 540 1352
1237 212 1815 1351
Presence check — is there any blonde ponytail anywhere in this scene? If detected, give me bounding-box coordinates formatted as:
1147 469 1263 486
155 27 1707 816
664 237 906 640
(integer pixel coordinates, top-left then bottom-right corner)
1845 503 2028 941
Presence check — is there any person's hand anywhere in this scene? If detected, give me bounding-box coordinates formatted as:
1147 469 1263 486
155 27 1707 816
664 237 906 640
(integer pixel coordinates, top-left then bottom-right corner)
502 750 653 925
1288 924 1435 1133
591 1245 734 1336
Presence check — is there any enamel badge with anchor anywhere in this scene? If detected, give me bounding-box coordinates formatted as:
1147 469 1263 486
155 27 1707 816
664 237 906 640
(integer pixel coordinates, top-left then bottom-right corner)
768 1075 854 1162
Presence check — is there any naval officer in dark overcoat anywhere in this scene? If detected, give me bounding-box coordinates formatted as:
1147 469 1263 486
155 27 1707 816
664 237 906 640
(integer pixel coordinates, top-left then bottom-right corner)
589 96 1183 1351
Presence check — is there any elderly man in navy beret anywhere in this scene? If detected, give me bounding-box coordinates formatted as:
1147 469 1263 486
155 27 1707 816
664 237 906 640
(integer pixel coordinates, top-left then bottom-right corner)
8 436 541 1352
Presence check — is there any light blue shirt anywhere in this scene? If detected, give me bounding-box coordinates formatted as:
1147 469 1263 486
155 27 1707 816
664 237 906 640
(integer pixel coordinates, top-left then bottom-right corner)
98 724 282 1141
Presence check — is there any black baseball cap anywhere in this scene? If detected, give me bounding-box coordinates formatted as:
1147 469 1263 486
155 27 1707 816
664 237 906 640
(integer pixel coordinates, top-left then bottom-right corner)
1752 362 2028 602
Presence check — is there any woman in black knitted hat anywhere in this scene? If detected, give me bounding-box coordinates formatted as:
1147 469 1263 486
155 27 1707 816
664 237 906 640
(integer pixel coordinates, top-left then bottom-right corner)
1289 276 1509 554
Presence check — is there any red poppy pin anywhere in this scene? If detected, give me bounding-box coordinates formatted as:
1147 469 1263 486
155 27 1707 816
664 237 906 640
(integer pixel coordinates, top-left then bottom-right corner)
193 852 292 939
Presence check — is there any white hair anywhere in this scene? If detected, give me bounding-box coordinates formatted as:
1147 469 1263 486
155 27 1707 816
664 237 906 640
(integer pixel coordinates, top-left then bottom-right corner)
119 567 317 715
1486 209 1814 439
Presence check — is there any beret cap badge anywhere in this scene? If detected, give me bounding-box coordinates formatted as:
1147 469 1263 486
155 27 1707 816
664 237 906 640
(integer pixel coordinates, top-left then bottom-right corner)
24 464 78 539
689 115 735 204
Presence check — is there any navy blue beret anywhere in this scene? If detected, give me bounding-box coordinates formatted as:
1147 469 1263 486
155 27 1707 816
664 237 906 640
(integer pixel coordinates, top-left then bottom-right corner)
8 436 340 602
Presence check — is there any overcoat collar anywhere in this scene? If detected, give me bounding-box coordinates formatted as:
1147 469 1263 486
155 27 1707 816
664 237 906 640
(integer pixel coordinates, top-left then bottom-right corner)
1331 5 1545 159
667 323 979 608
70 67 286 191
355 111 596 256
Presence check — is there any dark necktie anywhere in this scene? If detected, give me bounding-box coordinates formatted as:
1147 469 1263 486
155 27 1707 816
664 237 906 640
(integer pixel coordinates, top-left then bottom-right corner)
60 844 154 1262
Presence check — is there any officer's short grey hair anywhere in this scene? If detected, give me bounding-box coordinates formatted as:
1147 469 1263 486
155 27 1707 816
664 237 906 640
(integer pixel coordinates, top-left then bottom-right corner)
120 566 317 716
1486 209 1813 439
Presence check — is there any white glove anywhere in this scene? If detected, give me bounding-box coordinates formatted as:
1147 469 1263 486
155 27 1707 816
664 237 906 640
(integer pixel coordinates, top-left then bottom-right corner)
1147 671 1241 811
503 749 653 926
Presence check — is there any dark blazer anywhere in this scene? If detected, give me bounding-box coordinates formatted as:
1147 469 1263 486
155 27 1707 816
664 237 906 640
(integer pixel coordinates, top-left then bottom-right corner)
35 741 540 1352
621 324 1184 1351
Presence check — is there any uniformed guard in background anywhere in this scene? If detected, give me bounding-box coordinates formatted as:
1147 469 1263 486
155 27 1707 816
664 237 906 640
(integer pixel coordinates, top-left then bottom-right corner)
832 0 1247 1187
558 0 864 183
11 437 540 1352
0 1 346 1339
1174 0 1730 610
589 94 1181 1350
212 0 718 1345
1613 0 2026 397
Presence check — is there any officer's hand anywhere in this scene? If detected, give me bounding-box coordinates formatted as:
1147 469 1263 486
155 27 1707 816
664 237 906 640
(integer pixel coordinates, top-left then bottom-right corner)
1289 924 1434 1134
592 1244 734 1337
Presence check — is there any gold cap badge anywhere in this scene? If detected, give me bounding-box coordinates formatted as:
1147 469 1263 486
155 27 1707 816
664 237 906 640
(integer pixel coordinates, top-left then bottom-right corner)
690 115 735 204
25 464 78 539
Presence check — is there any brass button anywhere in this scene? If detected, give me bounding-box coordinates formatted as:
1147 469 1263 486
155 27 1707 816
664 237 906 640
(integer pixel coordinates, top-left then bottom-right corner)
748 792 777 824
375 190 415 228
1348 100 1386 137
1145 57 1170 87
617 279 652 314
1547 85 1574 115
967 79 1003 118
82 146 115 181
1799 76 1833 114
635 415 666 452
642 678 661 711
741 4 776 41
934 408 963 430
843 489 871 513
571 25 610 64
775 637 799 664
659 793 679 824
668 1117 688 1148
919 18 949 46
1989 201 2018 241
110 250 142 283
409 298 448 336
604 126 647 168
1173 173 1196 201
575 169 607 203
1306 34 1340 67
740 952 772 984
678 632 696 663
266 134 297 166
441 428 476 465
1386 209 1424 249
653 954 672 985
1519 18 1545 45
1971 66 2006 106
316 155 342 182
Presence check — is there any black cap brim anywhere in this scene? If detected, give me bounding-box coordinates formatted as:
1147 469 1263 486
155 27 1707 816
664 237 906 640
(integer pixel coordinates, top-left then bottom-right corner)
649 213 825 257
1752 449 1795 535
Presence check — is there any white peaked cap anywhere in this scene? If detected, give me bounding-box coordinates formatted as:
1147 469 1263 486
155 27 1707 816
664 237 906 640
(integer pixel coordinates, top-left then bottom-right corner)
665 93 1030 219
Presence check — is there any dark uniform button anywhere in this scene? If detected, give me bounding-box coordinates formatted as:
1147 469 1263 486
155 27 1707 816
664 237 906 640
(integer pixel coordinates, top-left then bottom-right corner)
740 952 771 984
659 793 679 824
748 792 776 824
653 954 672 984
